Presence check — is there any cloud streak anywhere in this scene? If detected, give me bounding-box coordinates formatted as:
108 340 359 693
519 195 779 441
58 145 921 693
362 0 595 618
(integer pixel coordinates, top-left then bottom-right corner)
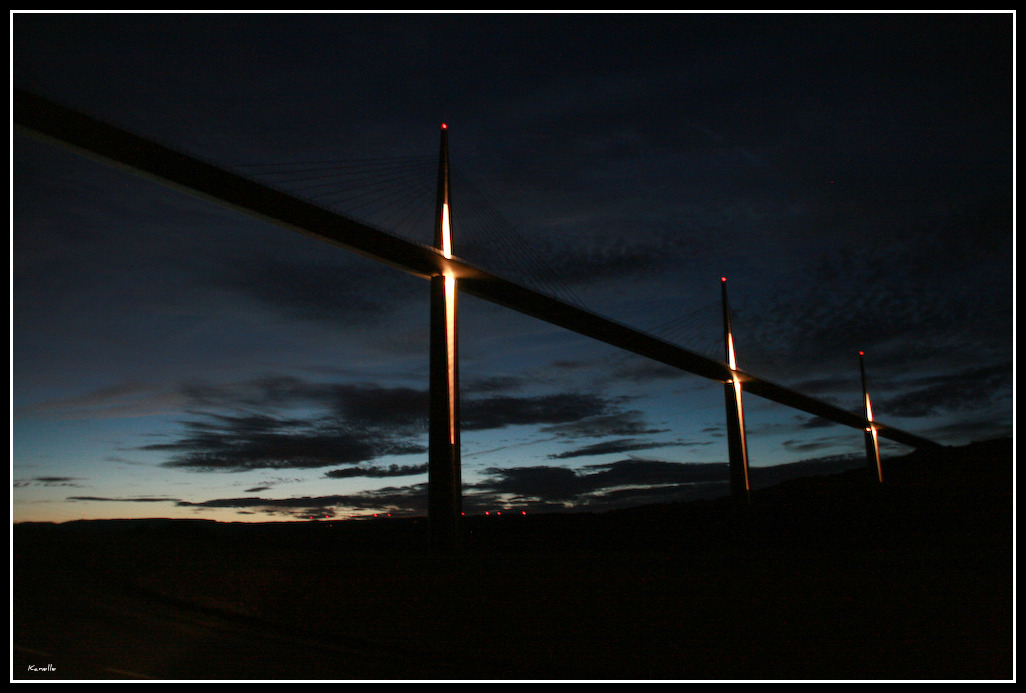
477 459 730 505
15 476 85 488
141 375 666 474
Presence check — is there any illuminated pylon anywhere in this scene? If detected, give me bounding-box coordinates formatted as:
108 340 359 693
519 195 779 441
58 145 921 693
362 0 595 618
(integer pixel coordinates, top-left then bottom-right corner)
721 277 751 503
859 350 883 483
428 124 462 550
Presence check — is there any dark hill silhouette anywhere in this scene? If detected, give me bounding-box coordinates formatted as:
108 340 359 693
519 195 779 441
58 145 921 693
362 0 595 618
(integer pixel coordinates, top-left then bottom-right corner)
13 438 1012 680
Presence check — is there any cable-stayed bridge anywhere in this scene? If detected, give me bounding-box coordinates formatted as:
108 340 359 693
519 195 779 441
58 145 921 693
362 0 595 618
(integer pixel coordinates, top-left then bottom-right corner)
14 88 938 548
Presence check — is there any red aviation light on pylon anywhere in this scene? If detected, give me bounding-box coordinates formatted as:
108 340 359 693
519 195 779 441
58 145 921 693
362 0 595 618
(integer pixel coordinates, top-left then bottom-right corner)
441 123 447 129
859 350 865 357
721 276 727 283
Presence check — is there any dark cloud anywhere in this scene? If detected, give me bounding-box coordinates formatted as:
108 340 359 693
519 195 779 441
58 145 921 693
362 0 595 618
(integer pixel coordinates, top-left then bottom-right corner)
880 362 1012 419
917 416 1012 446
541 409 668 439
324 463 427 479
147 443 927 519
479 459 729 504
754 200 1007 367
148 414 425 472
548 438 679 460
781 435 852 456
14 476 84 488
175 483 430 519
148 375 660 473
176 495 349 509
175 494 354 520
478 466 582 502
798 416 839 430
463 392 612 431
331 384 428 430
580 458 729 489
141 389 430 471
178 378 421 423
68 496 179 503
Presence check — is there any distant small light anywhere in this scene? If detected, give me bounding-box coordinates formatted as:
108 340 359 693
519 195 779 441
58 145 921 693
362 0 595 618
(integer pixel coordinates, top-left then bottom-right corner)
859 350 865 356
441 123 447 129
521 511 526 515
721 276 727 283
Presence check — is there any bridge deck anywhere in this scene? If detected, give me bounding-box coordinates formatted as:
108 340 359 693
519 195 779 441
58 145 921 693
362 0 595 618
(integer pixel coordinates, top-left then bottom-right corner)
15 88 937 451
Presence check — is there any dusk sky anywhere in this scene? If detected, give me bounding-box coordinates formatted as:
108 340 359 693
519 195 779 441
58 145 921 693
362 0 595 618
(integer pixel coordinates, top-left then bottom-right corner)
12 12 1013 524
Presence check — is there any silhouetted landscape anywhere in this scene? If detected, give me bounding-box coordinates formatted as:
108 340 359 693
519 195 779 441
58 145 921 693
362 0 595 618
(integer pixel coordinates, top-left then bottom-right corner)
13 438 1012 680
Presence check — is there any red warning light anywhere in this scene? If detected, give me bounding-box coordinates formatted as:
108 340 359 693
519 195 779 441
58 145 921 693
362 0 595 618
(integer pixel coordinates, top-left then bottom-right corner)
859 350 865 356
721 276 727 283
441 123 447 129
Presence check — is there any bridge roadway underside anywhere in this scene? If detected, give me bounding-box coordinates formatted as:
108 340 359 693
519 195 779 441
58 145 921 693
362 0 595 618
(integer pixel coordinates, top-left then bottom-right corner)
15 89 937 451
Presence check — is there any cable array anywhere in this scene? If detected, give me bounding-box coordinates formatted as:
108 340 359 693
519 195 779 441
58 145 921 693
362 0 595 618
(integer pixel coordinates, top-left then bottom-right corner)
232 156 588 311
232 155 438 244
448 166 587 309
639 299 723 361
233 154 821 386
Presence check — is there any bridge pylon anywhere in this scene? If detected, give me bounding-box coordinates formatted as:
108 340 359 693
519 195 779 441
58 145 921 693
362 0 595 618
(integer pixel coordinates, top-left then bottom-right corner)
428 124 463 551
859 351 884 483
721 277 751 504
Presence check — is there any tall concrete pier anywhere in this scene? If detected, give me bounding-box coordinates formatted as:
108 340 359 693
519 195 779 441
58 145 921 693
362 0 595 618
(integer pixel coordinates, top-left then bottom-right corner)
721 277 751 503
859 350 883 483
428 124 462 550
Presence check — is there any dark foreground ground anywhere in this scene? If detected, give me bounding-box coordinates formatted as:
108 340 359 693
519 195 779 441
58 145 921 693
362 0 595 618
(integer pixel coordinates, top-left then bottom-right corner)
13 438 1013 681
